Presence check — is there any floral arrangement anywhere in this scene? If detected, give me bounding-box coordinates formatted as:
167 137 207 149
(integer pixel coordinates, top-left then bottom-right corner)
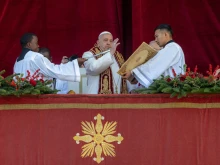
0 69 58 96
135 64 220 98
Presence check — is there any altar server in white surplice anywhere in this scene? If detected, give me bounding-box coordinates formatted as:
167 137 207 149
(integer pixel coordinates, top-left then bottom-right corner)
55 55 80 94
82 31 135 94
123 24 185 88
38 47 69 93
14 33 87 83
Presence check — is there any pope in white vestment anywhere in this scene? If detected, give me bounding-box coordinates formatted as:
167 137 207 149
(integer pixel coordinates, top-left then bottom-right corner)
82 31 135 94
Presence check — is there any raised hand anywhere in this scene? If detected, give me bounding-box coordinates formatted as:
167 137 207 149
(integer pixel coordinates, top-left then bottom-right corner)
110 38 120 55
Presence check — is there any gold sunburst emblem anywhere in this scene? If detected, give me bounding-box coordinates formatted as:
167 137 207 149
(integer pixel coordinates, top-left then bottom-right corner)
73 113 124 164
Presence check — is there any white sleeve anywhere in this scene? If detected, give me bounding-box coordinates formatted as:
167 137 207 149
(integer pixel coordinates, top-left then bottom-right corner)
82 51 114 76
31 54 80 82
126 80 137 92
56 79 69 94
132 45 181 88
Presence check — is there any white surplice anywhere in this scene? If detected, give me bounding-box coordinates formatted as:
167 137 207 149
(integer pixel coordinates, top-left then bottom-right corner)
14 51 80 82
55 79 69 94
132 42 185 88
82 51 135 94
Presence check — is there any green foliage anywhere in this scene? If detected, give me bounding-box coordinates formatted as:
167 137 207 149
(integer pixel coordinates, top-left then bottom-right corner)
134 65 220 99
0 70 58 97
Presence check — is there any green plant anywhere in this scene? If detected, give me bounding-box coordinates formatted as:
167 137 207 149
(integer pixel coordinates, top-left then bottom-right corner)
0 69 58 96
135 64 220 99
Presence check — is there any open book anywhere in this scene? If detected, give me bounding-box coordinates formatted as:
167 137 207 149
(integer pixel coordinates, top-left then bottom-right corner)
117 42 157 76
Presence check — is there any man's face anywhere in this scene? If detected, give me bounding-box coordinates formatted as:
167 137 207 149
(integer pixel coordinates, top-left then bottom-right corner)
154 29 166 47
28 36 39 52
97 34 113 51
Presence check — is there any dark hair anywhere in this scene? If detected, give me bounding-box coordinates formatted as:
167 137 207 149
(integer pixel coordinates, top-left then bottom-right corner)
154 24 173 36
69 54 79 61
39 47 50 54
20 33 37 48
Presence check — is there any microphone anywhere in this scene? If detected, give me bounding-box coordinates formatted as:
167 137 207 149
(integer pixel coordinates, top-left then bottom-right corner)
65 54 79 61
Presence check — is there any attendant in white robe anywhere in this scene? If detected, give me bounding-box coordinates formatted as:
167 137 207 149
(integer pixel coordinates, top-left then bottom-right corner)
14 33 87 84
55 56 69 94
82 31 135 94
132 40 163 91
38 47 54 89
123 24 185 88
39 47 69 93
55 55 83 94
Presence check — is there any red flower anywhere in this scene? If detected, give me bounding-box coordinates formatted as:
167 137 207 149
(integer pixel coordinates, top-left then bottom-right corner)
32 69 40 79
10 80 16 87
180 75 186 81
39 79 44 83
26 70 31 79
187 67 190 72
190 75 195 78
30 79 37 86
172 68 176 77
167 78 171 82
194 65 198 73
209 64 212 74
206 64 213 76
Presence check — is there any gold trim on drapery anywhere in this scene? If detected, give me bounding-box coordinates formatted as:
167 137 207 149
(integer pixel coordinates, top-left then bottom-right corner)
1 102 220 110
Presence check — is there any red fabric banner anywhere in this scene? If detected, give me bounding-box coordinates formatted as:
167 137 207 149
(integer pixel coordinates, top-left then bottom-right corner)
1 94 220 165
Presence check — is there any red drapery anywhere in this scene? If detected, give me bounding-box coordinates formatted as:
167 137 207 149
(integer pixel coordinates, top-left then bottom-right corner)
1 94 220 165
0 0 123 75
0 0 220 75
132 0 220 73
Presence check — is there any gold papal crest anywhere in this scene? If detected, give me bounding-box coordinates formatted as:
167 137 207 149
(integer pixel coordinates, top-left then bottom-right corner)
73 114 124 164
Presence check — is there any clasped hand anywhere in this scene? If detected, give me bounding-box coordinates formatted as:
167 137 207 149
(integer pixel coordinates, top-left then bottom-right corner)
77 58 87 67
122 71 138 84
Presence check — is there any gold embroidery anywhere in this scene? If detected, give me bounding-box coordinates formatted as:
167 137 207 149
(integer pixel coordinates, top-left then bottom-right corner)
100 75 111 94
122 79 128 94
103 76 108 90
115 52 124 67
2 102 220 110
73 114 124 164
99 68 112 94
114 52 128 94
89 46 128 94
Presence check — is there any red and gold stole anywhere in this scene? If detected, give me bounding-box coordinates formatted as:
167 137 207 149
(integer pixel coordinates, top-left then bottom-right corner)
90 45 128 94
